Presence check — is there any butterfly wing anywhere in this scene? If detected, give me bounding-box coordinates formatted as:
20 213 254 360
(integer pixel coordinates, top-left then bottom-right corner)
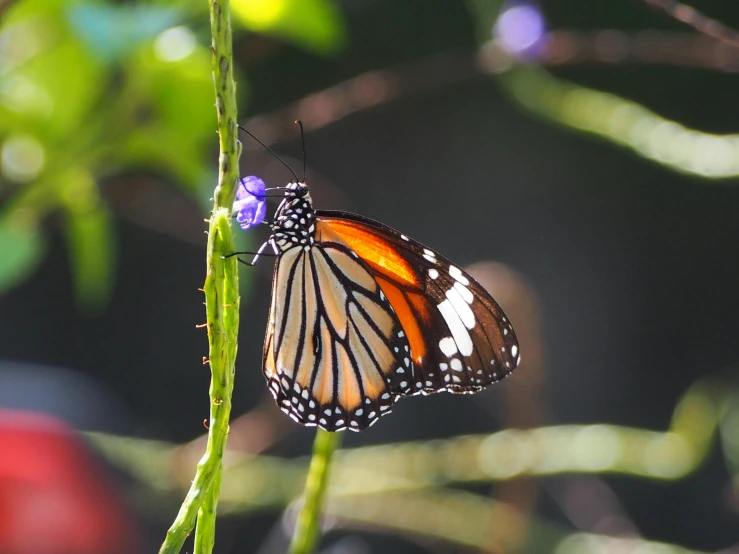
263 243 414 431
314 211 520 395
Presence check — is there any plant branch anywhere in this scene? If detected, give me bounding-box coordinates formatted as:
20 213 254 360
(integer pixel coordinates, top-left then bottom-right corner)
158 0 241 551
641 0 739 47
289 430 342 554
242 34 739 159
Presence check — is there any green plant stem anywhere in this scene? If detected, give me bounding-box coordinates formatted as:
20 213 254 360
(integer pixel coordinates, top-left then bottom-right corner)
159 213 240 554
289 430 342 554
499 65 739 179
194 464 223 553
158 0 241 552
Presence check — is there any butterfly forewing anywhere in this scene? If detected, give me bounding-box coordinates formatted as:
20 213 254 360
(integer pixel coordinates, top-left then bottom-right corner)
263 242 413 431
314 211 520 396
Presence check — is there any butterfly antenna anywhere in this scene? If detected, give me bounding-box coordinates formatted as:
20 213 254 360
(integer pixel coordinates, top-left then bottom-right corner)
295 120 306 183
238 125 299 183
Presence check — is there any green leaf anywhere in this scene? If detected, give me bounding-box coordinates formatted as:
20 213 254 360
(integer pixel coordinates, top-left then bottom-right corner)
232 0 346 55
115 45 219 192
0 4 105 138
0 215 44 294
59 168 115 313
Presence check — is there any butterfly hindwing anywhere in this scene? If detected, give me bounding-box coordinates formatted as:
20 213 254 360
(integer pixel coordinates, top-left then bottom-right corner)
263 242 413 431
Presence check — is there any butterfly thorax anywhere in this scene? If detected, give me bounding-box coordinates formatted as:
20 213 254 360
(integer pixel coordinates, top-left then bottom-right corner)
271 182 316 253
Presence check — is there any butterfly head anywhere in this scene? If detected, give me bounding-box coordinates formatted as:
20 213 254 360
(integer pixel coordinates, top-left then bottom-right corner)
271 182 315 251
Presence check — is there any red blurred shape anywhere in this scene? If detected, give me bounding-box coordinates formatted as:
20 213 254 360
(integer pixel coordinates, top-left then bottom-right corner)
0 409 139 554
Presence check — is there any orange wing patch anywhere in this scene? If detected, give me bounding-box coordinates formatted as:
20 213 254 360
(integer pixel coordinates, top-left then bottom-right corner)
375 277 428 365
316 219 420 288
317 218 431 366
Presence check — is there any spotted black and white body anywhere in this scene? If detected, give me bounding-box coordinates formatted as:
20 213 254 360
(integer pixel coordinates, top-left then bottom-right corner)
260 182 520 432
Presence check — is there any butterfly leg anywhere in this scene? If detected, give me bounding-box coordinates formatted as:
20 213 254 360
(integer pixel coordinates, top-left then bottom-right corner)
223 240 276 266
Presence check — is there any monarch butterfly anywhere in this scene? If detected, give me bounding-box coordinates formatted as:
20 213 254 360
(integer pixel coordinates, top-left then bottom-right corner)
230 129 520 432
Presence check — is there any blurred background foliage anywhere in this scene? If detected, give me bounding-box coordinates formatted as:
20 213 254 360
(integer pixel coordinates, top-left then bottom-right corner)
2 0 739 553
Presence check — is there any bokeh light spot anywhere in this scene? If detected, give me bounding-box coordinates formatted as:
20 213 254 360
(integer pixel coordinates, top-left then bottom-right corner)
232 0 286 29
1 135 45 183
0 75 53 117
494 2 546 57
154 26 196 62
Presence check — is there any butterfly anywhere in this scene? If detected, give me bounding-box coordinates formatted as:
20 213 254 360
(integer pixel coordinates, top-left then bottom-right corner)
230 132 520 432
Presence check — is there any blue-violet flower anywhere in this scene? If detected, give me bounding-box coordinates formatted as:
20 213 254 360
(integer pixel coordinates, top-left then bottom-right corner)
233 176 267 230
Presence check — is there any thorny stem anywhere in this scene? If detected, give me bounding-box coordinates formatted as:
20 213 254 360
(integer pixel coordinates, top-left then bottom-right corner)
158 0 241 552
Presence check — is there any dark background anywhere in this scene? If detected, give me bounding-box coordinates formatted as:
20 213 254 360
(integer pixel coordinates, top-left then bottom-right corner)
1 0 738 552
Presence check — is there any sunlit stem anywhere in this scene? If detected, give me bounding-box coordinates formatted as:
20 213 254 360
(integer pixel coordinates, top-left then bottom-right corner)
158 0 241 551
289 430 342 554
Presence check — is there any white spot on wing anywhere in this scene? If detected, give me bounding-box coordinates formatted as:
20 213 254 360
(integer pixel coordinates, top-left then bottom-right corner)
445 287 475 330
429 269 439 280
437 300 474 356
453 281 473 304
401 234 409 241
439 337 457 357
451 358 463 372
448 265 470 286
511 345 518 357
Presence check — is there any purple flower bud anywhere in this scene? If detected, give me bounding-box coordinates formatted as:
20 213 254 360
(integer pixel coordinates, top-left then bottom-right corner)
494 0 548 60
233 176 267 230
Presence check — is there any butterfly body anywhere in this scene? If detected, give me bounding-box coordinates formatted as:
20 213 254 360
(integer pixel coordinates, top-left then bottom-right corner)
257 182 520 432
